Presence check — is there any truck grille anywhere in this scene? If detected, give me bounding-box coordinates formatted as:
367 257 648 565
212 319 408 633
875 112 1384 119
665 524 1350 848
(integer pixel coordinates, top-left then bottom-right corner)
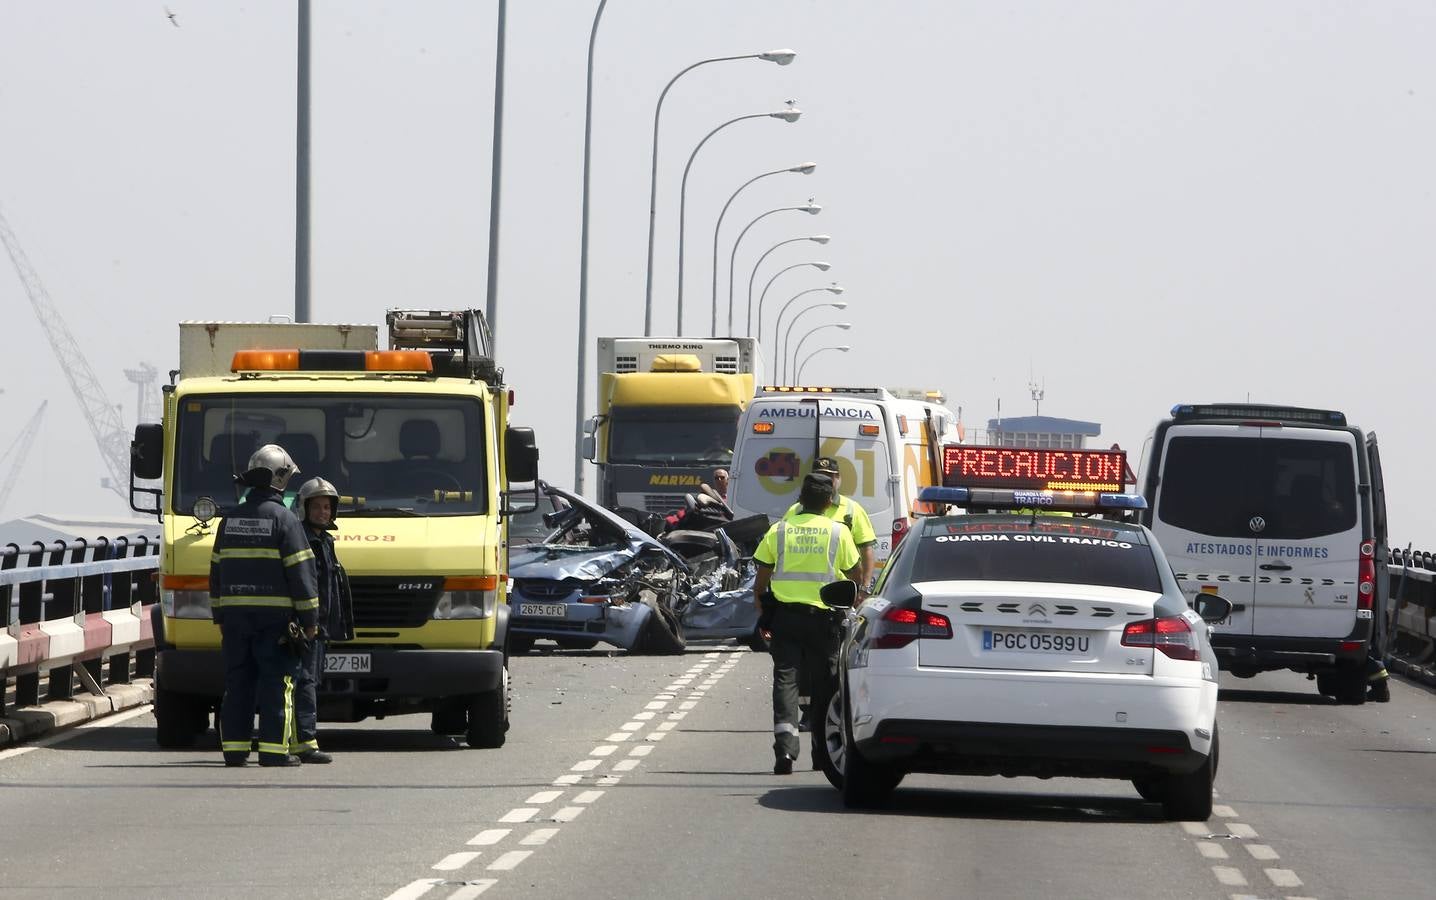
348 577 442 628
640 493 684 514
514 579 581 600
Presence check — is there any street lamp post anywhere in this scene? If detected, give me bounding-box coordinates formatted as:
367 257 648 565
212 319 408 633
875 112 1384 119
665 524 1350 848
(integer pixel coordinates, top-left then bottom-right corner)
790 322 853 385
735 208 822 334
796 345 851 383
756 263 831 345
710 163 815 335
772 287 844 374
781 299 848 383
643 50 797 336
742 231 827 335
675 108 802 335
574 0 609 496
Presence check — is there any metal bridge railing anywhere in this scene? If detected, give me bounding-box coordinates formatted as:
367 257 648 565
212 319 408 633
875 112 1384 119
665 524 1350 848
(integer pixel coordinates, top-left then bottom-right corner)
1 536 160 717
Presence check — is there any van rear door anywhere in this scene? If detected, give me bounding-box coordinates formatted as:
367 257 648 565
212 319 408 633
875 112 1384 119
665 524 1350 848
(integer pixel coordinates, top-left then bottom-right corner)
1248 431 1361 639
1151 426 1261 638
1367 433 1391 651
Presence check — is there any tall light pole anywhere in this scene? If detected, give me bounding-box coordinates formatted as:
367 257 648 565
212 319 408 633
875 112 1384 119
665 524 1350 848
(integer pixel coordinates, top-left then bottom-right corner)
675 107 801 335
574 0 609 496
781 300 848 383
772 287 844 374
710 163 815 335
742 231 827 335
796 345 851 383
790 322 853 385
756 262 830 344
484 0 507 349
643 49 797 336
295 0 311 322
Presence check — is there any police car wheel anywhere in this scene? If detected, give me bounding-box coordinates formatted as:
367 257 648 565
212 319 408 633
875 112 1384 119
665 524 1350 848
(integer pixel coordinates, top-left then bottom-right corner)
1160 727 1217 821
840 694 902 808
815 691 844 791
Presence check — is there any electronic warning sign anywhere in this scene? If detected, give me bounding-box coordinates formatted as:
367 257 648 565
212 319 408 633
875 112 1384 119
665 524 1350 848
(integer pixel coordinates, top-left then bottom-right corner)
941 446 1128 492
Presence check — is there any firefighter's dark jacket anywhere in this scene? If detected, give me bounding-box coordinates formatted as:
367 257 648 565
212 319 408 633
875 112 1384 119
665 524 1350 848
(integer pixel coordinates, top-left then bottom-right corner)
208 486 320 628
306 521 355 642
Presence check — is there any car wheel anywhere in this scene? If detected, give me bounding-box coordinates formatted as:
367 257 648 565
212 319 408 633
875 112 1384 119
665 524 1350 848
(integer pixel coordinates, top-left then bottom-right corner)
507 635 534 657
1132 778 1167 803
155 688 201 749
465 665 510 749
840 694 903 809
636 603 687 655
815 691 844 791
747 627 770 653
1160 726 1217 821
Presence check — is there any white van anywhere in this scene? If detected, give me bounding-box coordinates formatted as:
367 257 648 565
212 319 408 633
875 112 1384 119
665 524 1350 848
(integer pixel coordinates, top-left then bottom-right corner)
729 387 960 567
1137 403 1389 703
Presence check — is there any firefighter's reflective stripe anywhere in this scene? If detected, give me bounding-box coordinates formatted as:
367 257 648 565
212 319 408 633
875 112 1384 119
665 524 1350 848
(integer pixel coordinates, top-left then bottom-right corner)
216 548 282 560
220 740 251 753
290 737 320 752
213 595 304 610
283 548 315 568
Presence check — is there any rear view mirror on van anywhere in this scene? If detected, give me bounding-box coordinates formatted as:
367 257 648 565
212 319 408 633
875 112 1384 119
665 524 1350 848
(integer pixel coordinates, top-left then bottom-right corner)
1193 594 1233 624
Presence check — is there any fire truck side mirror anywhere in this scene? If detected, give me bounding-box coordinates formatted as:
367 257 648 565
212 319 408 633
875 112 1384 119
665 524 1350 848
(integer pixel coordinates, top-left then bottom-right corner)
131 424 164 481
506 426 539 483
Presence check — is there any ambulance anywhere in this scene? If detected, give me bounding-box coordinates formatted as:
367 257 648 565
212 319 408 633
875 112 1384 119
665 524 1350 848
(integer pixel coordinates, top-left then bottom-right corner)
728 386 960 567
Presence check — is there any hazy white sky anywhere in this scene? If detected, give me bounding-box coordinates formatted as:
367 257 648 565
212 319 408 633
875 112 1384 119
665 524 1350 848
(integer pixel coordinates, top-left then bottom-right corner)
2 1 1434 543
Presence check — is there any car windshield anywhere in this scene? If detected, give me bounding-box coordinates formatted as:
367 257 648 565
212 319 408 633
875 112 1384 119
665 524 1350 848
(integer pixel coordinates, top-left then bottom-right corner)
173 392 488 517
1157 436 1357 540
607 405 739 465
911 518 1161 592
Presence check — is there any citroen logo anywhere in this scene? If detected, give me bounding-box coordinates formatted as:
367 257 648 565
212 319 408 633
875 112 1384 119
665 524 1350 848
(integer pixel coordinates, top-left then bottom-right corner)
1248 516 1266 534
1028 603 1048 617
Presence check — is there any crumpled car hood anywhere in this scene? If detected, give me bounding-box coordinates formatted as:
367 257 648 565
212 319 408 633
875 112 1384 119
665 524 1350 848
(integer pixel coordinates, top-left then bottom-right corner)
508 546 636 581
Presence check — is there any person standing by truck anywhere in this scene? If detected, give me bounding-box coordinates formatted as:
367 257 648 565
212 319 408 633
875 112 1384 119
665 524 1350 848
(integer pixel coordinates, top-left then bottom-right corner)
288 477 355 763
784 456 877 593
210 445 319 768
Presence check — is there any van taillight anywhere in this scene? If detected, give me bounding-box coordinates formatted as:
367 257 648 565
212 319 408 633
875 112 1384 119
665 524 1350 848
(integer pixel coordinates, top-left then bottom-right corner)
1357 540 1376 610
1121 615 1198 661
871 606 952 649
891 516 910 550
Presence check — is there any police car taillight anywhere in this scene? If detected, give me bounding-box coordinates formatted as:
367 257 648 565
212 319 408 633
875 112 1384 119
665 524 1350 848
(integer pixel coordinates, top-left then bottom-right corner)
1121 615 1198 661
871 606 952 649
1358 541 1376 610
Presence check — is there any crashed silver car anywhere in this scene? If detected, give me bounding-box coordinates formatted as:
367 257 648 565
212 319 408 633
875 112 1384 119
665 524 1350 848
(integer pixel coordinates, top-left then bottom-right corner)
506 483 765 654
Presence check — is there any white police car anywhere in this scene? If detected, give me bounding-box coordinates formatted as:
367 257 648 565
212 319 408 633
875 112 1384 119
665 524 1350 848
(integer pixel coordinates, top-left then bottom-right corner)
816 445 1232 820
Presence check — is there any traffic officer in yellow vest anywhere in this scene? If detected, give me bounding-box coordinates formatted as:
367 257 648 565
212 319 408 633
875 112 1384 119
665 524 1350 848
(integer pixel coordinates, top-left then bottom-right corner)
785 456 877 593
754 473 861 774
209 444 320 768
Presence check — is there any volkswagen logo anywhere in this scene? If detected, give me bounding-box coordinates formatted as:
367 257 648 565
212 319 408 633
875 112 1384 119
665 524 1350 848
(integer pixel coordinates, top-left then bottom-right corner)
1248 516 1266 534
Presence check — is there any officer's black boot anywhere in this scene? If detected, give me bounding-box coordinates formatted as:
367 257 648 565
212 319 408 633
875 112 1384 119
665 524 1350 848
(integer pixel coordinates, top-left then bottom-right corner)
297 749 333 764
223 754 248 768
259 753 302 767
773 750 794 775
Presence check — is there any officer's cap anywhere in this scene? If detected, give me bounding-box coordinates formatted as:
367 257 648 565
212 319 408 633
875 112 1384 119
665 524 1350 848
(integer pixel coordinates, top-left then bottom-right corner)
811 457 840 476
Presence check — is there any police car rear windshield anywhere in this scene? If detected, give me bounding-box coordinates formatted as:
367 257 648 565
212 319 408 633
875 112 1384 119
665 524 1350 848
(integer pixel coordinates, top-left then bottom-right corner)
912 518 1161 592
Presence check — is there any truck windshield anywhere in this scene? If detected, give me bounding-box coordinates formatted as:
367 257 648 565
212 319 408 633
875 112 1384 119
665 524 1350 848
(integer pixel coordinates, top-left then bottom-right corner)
607 406 739 465
172 393 488 517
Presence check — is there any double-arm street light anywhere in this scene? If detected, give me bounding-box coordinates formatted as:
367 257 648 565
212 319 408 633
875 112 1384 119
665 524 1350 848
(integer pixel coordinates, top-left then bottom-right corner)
790 322 853 385
642 49 796 336
710 162 816 335
675 107 802 335
755 263 830 344
772 287 844 374
796 345 851 383
742 232 828 335
781 299 848 383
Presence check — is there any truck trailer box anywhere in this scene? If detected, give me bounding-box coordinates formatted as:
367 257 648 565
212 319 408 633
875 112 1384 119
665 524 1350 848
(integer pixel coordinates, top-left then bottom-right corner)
178 321 379 377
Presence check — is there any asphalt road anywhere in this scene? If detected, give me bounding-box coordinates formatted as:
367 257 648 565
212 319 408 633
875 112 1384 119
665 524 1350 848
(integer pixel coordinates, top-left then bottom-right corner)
1 644 1433 900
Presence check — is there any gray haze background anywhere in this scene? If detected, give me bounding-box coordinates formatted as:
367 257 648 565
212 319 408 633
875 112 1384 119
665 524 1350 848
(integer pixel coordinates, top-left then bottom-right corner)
2 1 1434 542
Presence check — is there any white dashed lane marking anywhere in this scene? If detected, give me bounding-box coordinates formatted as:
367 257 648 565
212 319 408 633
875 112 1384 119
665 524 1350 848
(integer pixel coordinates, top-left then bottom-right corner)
1245 844 1279 861
1265 868 1303 888
1196 841 1229 860
1212 866 1248 887
1178 803 1311 899
1228 823 1259 839
384 647 750 898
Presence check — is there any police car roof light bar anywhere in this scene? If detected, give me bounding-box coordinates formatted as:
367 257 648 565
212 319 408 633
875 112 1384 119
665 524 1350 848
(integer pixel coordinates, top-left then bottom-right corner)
916 485 1146 513
1170 403 1346 427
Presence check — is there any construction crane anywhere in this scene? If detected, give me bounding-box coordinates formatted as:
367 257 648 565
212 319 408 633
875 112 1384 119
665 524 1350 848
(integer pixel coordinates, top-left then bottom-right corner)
0 205 131 500
0 401 48 516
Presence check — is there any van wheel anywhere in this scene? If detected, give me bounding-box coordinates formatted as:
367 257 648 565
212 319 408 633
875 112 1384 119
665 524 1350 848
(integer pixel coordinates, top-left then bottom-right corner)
1335 670 1369 706
155 688 201 749
1160 727 1217 821
465 666 510 749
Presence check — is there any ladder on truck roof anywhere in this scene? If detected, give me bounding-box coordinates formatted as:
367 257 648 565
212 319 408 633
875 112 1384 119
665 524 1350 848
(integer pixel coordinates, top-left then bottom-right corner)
387 309 502 386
